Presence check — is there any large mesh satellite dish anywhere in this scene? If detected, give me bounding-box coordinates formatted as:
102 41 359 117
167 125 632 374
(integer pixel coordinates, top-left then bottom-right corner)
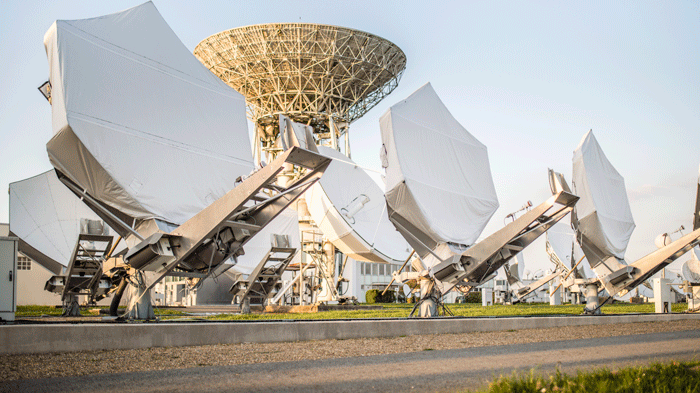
305 146 411 263
194 23 406 138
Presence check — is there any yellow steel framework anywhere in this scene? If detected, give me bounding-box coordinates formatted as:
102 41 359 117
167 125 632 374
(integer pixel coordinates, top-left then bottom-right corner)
194 23 406 157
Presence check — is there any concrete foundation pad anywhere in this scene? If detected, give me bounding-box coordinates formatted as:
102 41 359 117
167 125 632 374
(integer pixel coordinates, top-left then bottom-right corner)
1 313 699 355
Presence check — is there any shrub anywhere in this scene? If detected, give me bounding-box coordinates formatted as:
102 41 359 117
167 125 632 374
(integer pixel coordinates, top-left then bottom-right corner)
463 291 481 303
365 289 397 303
365 289 380 304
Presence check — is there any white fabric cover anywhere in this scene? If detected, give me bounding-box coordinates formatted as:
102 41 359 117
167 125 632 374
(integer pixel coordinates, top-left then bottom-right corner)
43 2 253 225
379 83 499 246
546 221 594 278
546 221 576 269
306 146 410 263
9 170 116 267
572 131 635 260
227 209 301 275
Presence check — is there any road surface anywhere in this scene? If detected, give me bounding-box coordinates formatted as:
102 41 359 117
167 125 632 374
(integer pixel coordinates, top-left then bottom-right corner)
2 329 699 392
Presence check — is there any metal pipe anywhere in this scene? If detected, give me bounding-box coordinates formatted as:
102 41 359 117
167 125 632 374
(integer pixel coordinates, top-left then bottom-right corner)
382 249 415 296
61 180 144 241
552 255 586 294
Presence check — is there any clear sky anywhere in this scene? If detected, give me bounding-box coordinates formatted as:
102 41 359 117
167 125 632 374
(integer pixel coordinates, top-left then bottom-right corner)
1 1 698 279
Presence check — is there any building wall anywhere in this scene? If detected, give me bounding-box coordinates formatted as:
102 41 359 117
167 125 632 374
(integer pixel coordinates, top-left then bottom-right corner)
15 256 60 306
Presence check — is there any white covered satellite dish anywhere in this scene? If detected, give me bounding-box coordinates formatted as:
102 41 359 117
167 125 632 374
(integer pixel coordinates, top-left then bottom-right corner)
682 250 700 283
508 253 525 282
9 170 119 273
379 82 499 248
43 2 254 226
572 131 635 260
546 220 592 278
305 146 411 263
546 221 575 268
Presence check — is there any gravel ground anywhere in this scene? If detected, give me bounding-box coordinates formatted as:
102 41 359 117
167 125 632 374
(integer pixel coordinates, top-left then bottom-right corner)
1 319 698 382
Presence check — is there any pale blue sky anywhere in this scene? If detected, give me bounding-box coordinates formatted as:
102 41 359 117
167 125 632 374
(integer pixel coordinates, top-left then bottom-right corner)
1 1 698 276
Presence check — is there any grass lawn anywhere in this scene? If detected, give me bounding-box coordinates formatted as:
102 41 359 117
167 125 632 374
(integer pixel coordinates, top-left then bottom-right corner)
15 302 688 320
475 360 700 393
14 305 188 317
205 302 688 321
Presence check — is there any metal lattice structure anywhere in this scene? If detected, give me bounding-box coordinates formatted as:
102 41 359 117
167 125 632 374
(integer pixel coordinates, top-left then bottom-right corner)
194 23 406 149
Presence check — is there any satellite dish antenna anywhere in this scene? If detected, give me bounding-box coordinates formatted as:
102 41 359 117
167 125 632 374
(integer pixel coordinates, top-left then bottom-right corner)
40 3 332 319
306 146 411 263
9 170 114 274
683 249 700 283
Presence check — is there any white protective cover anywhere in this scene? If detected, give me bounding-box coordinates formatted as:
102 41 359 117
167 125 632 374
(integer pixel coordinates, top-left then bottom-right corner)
379 83 499 246
546 220 593 278
683 255 700 283
229 209 301 275
306 146 410 263
43 2 253 225
546 221 577 270
572 131 635 260
9 170 117 267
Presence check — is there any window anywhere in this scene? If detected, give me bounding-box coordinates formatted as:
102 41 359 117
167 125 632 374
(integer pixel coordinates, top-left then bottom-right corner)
371 263 378 276
17 256 31 270
379 264 385 276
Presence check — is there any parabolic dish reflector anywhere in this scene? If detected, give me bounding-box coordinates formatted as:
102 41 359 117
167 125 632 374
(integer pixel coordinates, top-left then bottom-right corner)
194 23 406 134
305 146 410 263
547 221 576 270
682 251 700 283
43 1 254 226
546 220 593 278
572 131 635 260
9 170 119 273
379 82 499 247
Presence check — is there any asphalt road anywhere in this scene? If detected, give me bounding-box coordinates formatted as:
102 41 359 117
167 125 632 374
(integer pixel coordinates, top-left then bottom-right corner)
3 329 699 393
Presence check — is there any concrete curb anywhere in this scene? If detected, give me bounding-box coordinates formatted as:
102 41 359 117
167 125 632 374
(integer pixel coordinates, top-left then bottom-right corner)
2 313 699 355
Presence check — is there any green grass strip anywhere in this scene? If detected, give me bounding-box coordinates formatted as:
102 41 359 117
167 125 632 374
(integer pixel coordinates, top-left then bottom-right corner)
15 302 688 320
474 360 700 393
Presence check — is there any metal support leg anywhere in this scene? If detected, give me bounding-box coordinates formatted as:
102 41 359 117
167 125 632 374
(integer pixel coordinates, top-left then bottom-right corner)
125 272 154 320
419 279 437 317
62 293 81 317
241 297 251 314
583 284 601 315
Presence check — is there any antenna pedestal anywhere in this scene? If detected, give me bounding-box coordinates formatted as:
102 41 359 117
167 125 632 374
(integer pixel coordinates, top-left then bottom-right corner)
582 284 601 315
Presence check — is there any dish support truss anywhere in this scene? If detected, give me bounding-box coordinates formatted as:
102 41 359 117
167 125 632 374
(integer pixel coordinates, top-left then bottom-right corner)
44 233 114 316
549 169 700 314
230 244 298 312
392 191 579 317
59 147 331 319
